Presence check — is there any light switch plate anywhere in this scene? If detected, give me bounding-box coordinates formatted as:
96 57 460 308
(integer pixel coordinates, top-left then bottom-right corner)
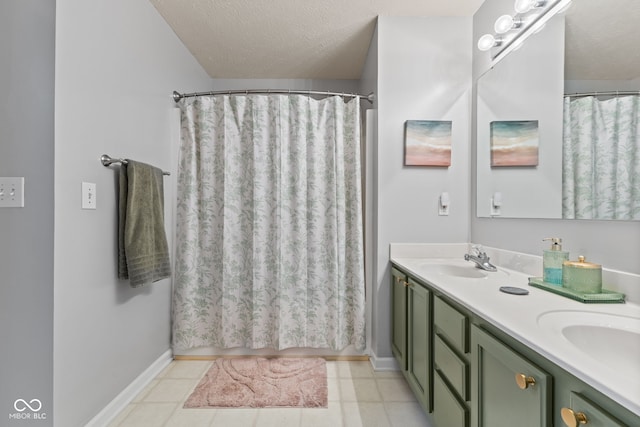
82 182 97 210
0 177 25 208
438 192 450 216
490 198 501 216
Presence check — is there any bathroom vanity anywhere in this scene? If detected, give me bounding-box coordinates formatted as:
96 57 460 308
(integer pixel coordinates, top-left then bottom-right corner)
390 247 640 427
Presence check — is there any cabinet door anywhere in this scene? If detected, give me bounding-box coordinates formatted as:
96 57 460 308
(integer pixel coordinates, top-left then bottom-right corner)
560 393 625 427
471 325 552 427
391 268 408 370
407 278 431 412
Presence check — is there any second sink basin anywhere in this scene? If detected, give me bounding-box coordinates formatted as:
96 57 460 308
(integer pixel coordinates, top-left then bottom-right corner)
537 310 640 378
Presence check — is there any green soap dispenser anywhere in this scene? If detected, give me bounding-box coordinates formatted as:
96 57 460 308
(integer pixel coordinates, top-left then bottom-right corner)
542 237 569 285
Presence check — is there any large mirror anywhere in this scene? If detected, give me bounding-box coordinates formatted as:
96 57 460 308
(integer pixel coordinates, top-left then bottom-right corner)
476 0 640 220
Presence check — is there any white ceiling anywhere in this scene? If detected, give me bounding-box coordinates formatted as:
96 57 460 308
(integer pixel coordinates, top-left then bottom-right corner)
148 0 484 79
148 0 640 81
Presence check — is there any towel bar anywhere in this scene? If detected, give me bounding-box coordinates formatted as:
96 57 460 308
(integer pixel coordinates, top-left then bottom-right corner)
101 154 170 176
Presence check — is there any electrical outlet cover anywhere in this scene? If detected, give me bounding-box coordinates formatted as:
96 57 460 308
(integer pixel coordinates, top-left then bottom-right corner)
0 177 25 208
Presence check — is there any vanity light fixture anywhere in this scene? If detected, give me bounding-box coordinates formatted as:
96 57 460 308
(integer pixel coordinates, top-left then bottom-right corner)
477 0 572 62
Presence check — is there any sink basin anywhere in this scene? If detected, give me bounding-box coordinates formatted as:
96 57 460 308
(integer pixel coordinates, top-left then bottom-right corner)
421 261 510 280
537 311 640 376
431 264 488 278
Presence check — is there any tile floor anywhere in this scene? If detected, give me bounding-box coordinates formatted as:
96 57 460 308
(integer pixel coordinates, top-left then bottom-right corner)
107 359 432 427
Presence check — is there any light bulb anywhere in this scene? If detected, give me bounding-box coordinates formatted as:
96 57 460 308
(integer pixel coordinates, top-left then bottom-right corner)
494 15 515 34
477 34 497 51
514 0 534 13
514 0 547 13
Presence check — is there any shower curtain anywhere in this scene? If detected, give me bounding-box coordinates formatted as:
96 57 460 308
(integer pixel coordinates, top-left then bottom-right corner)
172 94 365 351
562 95 640 220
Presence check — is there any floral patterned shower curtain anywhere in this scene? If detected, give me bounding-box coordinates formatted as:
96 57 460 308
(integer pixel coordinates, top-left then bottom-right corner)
172 94 365 351
562 95 640 220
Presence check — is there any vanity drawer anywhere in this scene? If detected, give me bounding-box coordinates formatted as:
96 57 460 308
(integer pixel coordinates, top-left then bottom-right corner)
433 370 468 427
434 296 468 353
434 334 468 401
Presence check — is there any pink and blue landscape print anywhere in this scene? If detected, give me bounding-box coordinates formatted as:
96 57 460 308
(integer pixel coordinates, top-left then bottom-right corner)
490 120 539 167
404 120 452 166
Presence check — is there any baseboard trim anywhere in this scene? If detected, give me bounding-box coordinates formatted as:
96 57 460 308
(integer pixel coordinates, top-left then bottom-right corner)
369 353 399 371
85 349 173 427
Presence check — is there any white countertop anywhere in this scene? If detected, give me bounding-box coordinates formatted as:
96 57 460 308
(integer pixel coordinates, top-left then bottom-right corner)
390 256 640 416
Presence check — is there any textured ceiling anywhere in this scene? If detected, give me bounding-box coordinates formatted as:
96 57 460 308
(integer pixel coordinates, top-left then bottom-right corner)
148 0 640 81
565 0 640 81
148 0 484 79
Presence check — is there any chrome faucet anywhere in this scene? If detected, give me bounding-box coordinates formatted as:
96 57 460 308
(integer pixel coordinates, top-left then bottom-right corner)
464 245 497 272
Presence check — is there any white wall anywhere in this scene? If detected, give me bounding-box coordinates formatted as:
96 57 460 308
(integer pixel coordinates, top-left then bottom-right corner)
0 1 55 425
471 0 640 274
53 0 210 425
372 16 472 360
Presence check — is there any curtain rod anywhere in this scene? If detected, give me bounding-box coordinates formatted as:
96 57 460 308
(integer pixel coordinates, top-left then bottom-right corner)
172 89 375 104
564 90 640 98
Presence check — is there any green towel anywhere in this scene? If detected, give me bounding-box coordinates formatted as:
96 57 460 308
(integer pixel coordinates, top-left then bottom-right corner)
118 160 171 287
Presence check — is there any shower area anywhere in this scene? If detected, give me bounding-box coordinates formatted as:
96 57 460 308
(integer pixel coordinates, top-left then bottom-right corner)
562 92 640 220
170 90 370 357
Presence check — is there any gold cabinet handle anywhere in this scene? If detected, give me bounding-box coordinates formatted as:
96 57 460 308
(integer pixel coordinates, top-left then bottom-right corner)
395 277 410 287
561 407 588 426
515 373 536 389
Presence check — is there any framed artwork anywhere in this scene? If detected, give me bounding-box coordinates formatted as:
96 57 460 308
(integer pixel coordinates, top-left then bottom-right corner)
490 120 539 167
404 120 452 167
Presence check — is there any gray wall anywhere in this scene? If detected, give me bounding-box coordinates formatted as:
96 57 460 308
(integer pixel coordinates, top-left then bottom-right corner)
371 16 472 360
0 1 55 425
471 0 640 274
53 0 210 425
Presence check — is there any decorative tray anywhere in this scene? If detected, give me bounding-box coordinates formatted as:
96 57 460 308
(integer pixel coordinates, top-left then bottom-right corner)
528 277 625 304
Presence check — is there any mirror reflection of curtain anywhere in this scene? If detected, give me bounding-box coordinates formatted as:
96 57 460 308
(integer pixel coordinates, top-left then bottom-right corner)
172 94 365 352
562 95 640 220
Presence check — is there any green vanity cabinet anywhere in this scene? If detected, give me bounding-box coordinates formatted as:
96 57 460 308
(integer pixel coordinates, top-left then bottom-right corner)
471 325 552 427
391 267 408 370
390 268 432 413
406 277 431 412
390 263 640 427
